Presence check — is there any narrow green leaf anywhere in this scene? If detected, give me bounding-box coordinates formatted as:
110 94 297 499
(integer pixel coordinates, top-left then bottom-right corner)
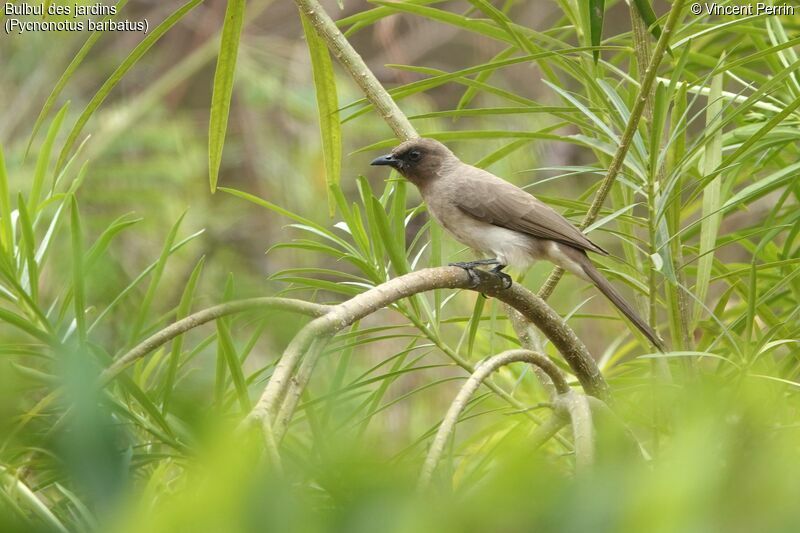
215 274 235 407
162 255 206 413
56 0 202 173
721 161 800 210
0 145 14 255
218 317 251 412
16 194 38 303
469 0 536 54
589 0 605 63
25 0 130 157
300 12 341 216
89 230 205 331
30 103 68 214
456 47 515 112
0 467 69 533
694 71 724 324
70 195 86 345
466 296 485 358
84 214 142 271
128 211 187 344
209 0 247 192
370 196 408 276
0 307 52 344
631 0 662 40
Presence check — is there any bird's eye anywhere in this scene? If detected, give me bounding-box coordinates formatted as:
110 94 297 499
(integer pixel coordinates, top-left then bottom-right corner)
408 150 421 162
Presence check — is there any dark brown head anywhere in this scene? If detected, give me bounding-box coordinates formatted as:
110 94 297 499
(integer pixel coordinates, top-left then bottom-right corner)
370 138 457 185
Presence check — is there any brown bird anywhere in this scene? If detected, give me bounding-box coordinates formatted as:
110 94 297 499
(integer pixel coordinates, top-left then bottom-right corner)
371 137 664 350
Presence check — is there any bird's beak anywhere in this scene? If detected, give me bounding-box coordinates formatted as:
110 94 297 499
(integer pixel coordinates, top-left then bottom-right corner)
370 154 400 169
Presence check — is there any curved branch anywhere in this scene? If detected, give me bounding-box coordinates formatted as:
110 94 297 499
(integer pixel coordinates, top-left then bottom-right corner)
244 266 607 448
99 297 330 386
418 349 569 490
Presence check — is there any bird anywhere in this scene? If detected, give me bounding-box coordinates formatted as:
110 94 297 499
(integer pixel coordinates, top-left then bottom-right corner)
370 137 664 351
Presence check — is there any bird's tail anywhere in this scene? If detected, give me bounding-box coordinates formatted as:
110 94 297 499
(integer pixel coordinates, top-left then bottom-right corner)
579 257 665 352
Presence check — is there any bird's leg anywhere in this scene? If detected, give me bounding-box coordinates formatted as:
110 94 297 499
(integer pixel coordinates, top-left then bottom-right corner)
449 258 511 290
490 264 513 289
449 261 483 288
449 258 501 268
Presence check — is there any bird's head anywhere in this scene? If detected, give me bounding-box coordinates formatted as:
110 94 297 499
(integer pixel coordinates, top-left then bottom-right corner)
370 137 456 185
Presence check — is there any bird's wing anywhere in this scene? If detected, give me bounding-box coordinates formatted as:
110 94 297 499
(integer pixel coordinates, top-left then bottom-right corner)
455 167 607 255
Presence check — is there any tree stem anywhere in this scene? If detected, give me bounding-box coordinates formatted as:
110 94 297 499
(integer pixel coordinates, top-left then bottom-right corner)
294 0 417 140
538 0 687 300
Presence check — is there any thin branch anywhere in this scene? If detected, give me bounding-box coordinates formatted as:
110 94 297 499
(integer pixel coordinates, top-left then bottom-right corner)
418 349 569 490
557 390 594 471
528 411 569 449
294 0 417 140
505 304 557 398
538 0 688 300
99 297 330 385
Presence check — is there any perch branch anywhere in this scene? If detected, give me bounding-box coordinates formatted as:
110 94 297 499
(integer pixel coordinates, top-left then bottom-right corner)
99 297 330 386
417 349 569 490
244 266 608 448
293 0 587 400
294 0 417 140
538 0 687 300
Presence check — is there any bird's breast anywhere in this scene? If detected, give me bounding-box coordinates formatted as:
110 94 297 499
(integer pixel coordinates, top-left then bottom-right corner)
424 192 542 268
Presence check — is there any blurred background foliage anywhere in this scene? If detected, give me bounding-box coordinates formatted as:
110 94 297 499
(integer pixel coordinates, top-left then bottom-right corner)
1 0 799 531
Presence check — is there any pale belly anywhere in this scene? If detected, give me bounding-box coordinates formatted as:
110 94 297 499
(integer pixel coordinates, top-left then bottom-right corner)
425 198 589 278
426 202 542 268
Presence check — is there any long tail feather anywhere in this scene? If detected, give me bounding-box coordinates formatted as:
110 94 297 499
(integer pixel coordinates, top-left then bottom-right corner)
580 258 665 352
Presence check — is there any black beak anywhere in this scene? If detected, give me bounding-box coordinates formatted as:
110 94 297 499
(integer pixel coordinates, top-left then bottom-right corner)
370 154 400 169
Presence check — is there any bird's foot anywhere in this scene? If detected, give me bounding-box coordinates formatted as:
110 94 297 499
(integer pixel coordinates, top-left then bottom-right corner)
449 261 482 288
450 259 501 267
491 267 513 290
448 260 512 290
489 264 513 289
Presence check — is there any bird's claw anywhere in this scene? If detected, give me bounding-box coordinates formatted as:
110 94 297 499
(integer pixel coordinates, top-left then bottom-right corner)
449 261 512 290
449 262 482 288
495 271 513 290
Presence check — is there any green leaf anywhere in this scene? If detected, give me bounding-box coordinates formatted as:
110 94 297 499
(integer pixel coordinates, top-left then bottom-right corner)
217 316 251 412
469 0 536 55
70 195 86 345
128 211 187 344
30 103 68 214
56 0 202 173
162 255 206 413
370 196 408 277
694 70 724 324
589 0 605 63
16 195 38 303
84 214 142 271
721 161 800 210
0 145 14 255
209 0 247 192
301 12 341 217
631 0 662 40
25 0 130 157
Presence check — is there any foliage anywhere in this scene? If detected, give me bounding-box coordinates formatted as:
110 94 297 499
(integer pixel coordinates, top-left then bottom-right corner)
0 0 798 531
